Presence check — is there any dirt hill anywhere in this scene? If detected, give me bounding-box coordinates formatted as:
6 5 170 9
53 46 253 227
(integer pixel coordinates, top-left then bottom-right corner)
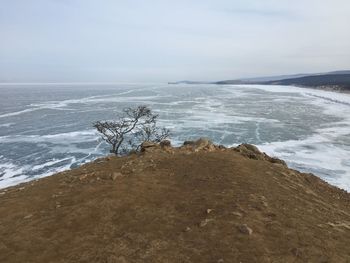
0 139 349 263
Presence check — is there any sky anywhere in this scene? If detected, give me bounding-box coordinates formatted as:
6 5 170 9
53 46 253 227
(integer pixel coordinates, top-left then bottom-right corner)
0 0 349 83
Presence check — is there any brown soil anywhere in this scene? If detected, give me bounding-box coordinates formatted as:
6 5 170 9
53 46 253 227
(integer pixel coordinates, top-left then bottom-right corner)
0 140 349 263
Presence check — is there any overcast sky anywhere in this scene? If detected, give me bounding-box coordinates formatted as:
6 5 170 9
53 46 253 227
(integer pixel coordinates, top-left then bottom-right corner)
0 0 349 83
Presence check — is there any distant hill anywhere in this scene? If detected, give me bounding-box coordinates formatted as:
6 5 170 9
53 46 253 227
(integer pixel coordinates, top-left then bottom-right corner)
326 70 350 75
237 70 350 83
215 70 350 84
214 71 350 92
169 70 350 92
263 74 350 91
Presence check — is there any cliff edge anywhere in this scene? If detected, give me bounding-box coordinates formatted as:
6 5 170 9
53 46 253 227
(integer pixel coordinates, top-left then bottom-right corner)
0 139 349 262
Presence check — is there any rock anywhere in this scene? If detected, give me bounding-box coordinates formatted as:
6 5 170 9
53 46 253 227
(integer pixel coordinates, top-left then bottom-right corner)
184 227 191 232
232 211 243 217
121 164 133 175
183 140 194 146
237 224 253 235
194 137 211 146
111 172 123 180
79 174 88 181
206 209 213 214
218 145 226 150
199 218 213 227
234 144 287 166
268 157 287 166
239 143 261 153
55 201 61 209
141 141 157 152
261 200 268 208
234 144 263 160
184 138 216 152
24 214 33 219
206 144 216 152
160 140 171 148
193 138 212 150
217 259 224 263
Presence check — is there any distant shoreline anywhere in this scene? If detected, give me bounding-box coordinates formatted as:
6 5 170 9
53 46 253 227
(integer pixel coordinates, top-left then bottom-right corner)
170 72 350 94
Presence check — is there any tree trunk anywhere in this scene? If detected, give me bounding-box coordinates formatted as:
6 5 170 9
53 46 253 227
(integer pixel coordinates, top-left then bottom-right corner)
115 137 124 155
111 143 117 155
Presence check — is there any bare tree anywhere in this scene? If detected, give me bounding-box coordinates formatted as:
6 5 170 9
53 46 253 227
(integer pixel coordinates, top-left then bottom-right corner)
93 105 170 155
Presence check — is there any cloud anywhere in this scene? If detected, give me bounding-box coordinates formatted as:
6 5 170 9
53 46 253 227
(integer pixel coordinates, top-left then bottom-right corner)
0 0 349 82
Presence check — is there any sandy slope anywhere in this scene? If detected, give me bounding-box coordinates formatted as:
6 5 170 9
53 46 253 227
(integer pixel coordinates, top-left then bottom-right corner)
0 140 349 262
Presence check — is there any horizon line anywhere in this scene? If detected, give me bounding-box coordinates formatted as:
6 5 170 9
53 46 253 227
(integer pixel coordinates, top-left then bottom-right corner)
0 82 165 86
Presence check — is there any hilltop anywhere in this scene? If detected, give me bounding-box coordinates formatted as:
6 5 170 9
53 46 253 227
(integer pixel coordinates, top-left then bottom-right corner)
0 139 349 262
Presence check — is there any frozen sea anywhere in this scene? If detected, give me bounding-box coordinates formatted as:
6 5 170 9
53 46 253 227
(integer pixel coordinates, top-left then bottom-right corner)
0 83 350 191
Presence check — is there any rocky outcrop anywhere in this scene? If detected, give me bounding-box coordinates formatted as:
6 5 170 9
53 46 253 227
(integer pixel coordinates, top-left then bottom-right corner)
142 139 286 166
234 143 287 166
140 141 158 152
182 138 216 152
